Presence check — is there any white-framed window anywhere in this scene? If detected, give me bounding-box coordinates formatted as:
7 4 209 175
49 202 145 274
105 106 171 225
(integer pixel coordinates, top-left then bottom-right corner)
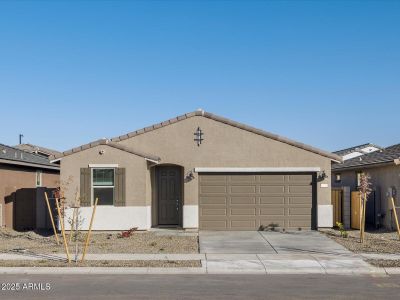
36 170 42 187
92 168 115 205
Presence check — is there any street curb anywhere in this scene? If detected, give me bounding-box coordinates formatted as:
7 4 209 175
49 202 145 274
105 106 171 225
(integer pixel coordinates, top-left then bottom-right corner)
0 266 396 275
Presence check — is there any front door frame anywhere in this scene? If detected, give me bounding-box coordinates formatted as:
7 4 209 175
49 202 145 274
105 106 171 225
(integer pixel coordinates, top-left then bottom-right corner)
155 165 183 227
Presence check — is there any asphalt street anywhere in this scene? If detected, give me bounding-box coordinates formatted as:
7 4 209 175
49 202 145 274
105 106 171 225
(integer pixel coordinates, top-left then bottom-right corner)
1 274 400 299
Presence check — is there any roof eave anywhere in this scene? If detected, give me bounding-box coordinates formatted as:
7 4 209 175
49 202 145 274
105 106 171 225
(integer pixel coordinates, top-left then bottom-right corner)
332 161 395 172
0 158 60 171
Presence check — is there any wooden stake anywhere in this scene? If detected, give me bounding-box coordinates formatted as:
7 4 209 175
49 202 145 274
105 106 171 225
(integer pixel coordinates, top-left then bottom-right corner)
359 193 364 243
55 198 71 263
391 197 400 240
362 192 367 242
44 192 60 245
81 198 99 262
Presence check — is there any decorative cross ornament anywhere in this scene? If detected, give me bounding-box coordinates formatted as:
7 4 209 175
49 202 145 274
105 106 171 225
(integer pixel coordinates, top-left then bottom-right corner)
194 127 204 146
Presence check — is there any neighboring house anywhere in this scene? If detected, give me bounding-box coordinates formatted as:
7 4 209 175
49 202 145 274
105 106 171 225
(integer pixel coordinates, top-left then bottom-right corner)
52 110 341 231
14 143 62 160
0 143 60 230
334 143 382 161
332 143 400 229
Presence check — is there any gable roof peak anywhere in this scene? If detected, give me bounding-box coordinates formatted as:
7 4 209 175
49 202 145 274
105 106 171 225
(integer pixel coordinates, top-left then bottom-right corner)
110 110 341 162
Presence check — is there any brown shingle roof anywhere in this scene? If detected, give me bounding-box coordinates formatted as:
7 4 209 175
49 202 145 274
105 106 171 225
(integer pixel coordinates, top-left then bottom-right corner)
52 139 161 162
109 110 341 162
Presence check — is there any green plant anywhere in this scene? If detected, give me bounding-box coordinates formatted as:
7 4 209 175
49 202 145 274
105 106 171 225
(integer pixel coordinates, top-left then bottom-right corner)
336 222 348 238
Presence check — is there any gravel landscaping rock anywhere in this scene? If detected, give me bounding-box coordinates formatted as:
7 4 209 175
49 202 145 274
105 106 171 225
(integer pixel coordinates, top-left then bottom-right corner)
0 228 199 254
0 260 201 268
321 228 400 254
366 259 400 268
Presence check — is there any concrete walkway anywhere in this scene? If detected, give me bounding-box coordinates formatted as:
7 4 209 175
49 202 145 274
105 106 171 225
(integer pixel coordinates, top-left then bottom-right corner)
199 230 351 255
0 231 398 275
0 251 393 275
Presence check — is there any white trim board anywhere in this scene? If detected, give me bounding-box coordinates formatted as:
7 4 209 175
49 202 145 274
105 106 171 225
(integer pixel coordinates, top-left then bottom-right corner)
194 167 321 173
88 164 119 168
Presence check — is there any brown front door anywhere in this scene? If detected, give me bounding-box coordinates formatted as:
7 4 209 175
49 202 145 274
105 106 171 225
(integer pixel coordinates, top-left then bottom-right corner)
157 166 182 226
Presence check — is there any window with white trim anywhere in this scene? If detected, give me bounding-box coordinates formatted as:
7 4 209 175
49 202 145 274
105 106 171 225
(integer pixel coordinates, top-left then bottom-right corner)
92 168 114 205
36 170 42 187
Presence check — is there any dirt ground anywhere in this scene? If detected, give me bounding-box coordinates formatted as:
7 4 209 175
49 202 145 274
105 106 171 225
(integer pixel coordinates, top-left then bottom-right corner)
321 228 400 254
0 259 201 268
0 228 199 254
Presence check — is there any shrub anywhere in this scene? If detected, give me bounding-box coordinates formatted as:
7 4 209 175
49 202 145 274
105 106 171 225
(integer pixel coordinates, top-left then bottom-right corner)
336 222 348 238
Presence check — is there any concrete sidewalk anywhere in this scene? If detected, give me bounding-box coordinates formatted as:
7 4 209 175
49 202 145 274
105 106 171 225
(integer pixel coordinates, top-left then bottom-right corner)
0 251 396 275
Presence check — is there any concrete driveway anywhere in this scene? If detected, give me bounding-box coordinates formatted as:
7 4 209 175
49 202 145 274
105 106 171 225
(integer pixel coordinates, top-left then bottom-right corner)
199 230 351 255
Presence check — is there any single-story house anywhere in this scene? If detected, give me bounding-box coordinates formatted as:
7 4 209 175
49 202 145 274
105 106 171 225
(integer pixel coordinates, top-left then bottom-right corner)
333 143 383 161
0 143 60 230
14 143 62 160
52 110 341 231
332 143 400 229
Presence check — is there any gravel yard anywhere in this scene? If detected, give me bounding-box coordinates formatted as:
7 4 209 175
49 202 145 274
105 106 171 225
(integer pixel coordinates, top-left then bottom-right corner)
321 228 400 254
0 228 199 254
0 260 201 268
366 259 400 268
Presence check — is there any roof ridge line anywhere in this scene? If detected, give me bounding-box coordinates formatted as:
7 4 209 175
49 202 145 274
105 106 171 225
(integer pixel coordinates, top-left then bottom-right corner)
109 110 340 162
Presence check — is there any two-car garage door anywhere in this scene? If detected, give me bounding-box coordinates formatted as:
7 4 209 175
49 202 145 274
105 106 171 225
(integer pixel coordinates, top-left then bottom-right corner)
199 173 315 230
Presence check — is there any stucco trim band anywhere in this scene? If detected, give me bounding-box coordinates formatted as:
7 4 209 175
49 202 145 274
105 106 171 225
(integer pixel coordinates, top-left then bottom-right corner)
183 205 198 228
61 206 152 231
317 205 333 228
194 167 321 173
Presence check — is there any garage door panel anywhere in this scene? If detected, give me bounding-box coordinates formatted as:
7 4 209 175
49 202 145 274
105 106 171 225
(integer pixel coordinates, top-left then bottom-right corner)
230 196 256 205
199 173 314 230
201 208 227 216
199 196 227 205
260 207 285 216
230 208 256 216
289 197 312 205
260 197 285 204
200 185 227 194
230 219 257 229
288 185 312 194
200 175 227 183
229 175 257 182
259 175 285 183
288 174 312 183
230 185 256 194
259 185 285 194
201 220 227 230
288 207 312 216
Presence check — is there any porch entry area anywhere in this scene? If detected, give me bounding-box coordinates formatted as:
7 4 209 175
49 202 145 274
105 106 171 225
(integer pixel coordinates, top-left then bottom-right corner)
155 165 183 227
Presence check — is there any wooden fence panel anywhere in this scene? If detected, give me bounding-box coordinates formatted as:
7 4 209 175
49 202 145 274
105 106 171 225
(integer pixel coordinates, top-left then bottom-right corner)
331 189 343 226
351 191 361 229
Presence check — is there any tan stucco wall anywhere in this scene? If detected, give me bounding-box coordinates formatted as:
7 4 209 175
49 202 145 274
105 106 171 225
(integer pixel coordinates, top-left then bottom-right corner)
0 164 59 227
116 116 332 207
60 145 148 206
333 165 400 228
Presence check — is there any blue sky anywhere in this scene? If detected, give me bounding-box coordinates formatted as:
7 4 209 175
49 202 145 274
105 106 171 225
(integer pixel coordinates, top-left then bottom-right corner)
0 1 399 152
